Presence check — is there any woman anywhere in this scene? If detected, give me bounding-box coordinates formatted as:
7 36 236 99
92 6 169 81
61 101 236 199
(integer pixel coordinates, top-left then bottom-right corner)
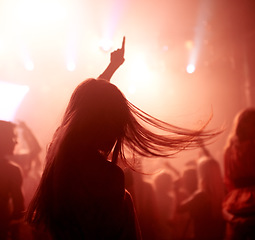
223 108 255 240
0 121 25 240
176 156 225 240
27 37 220 239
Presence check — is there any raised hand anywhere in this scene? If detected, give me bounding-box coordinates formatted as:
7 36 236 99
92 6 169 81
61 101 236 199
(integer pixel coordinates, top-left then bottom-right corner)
110 36 125 68
98 36 126 82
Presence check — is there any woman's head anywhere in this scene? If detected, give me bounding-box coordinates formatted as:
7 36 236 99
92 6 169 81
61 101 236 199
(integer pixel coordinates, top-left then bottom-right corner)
49 78 221 167
60 79 130 157
234 108 255 142
198 156 222 190
197 156 224 217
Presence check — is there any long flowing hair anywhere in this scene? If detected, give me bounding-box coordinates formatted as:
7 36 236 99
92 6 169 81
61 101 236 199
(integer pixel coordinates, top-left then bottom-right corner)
27 78 221 229
225 108 255 149
224 108 255 190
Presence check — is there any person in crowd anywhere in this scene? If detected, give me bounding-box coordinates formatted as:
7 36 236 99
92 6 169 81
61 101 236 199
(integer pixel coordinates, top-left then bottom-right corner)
175 156 225 240
0 120 25 240
181 167 198 197
223 108 255 240
125 166 159 240
153 171 175 240
11 121 41 176
26 37 221 240
11 121 42 208
172 162 198 240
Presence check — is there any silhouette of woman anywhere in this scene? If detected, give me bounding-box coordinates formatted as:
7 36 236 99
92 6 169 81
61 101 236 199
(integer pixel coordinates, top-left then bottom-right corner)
223 108 255 240
27 37 220 240
0 121 25 240
176 156 225 240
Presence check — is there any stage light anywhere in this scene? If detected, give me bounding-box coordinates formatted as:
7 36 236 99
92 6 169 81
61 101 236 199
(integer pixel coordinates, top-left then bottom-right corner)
66 60 76 71
99 38 113 52
126 52 160 99
0 81 29 121
24 60 34 71
186 64 195 74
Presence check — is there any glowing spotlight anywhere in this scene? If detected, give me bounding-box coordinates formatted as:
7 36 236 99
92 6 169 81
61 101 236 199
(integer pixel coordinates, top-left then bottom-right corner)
99 38 113 52
24 60 34 71
0 81 29 121
186 64 196 74
130 54 150 81
66 60 76 71
126 53 159 98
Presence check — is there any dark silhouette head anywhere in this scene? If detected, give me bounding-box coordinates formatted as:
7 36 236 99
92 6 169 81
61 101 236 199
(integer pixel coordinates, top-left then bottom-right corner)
234 108 255 142
55 79 130 162
0 120 17 157
197 156 224 218
154 171 173 193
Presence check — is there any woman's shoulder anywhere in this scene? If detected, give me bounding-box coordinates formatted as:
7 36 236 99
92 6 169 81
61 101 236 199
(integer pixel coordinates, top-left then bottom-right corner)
78 151 124 183
102 159 125 186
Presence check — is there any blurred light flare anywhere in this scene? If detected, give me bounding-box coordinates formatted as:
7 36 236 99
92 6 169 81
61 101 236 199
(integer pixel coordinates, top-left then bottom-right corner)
0 81 30 121
24 60 34 71
127 54 150 95
186 64 196 74
66 60 76 71
65 28 78 72
187 0 211 76
99 0 127 53
99 38 113 52
13 0 68 26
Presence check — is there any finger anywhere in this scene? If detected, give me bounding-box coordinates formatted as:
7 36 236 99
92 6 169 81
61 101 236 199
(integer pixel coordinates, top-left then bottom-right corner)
121 36 125 53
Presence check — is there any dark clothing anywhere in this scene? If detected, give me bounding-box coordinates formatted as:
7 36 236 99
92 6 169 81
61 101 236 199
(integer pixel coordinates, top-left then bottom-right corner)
179 191 225 240
0 158 25 240
38 151 141 240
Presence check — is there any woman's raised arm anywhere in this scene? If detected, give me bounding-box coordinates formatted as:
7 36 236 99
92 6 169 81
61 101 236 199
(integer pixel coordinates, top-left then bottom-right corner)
98 36 125 82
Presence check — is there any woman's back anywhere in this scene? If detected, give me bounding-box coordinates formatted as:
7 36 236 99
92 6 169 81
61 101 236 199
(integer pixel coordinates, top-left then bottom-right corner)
177 156 225 240
49 150 128 239
223 108 255 240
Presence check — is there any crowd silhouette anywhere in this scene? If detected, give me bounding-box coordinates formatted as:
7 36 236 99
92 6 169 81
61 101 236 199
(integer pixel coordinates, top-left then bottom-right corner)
0 37 255 240
0 120 41 240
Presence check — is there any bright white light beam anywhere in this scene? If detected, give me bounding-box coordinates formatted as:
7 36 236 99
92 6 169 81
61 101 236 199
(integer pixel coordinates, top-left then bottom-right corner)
0 81 29 121
187 0 211 73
